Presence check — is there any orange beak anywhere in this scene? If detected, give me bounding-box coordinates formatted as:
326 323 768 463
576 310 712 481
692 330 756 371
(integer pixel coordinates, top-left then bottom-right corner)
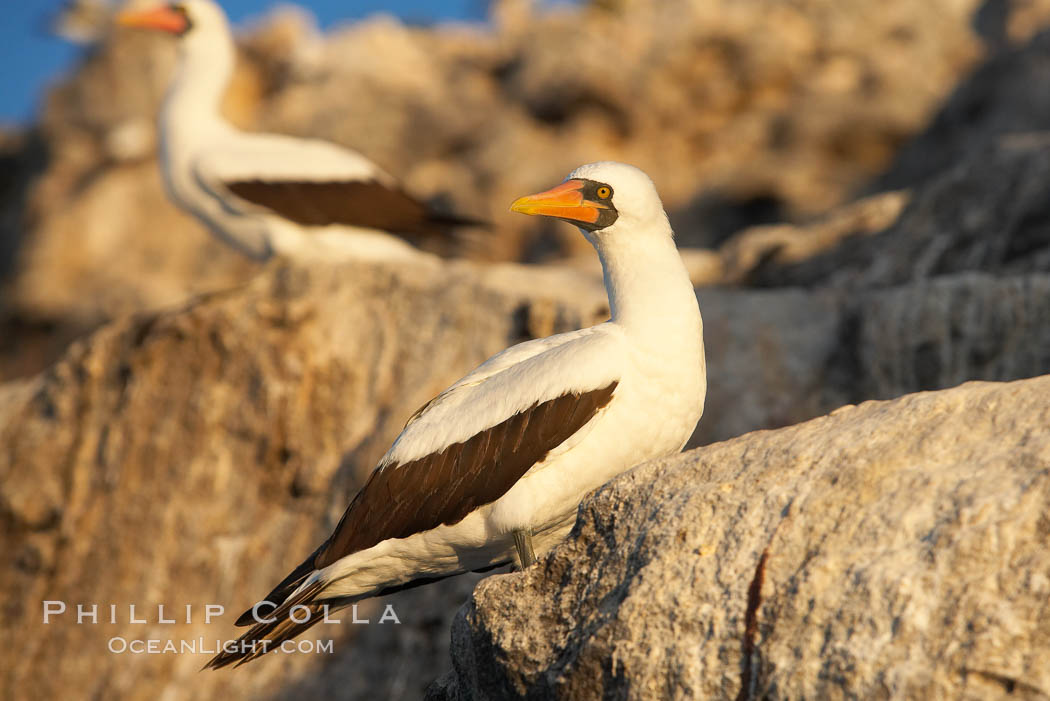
117 5 190 34
510 179 607 225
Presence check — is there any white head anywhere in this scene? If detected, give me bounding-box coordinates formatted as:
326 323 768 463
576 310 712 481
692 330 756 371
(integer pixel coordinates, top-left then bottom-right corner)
118 1 233 59
510 161 672 245
117 0 236 114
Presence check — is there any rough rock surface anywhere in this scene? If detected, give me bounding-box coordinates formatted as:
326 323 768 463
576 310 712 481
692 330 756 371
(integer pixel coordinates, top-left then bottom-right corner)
731 25 1050 290
714 190 909 286
877 27 1050 191
0 0 1027 368
3 1 1050 697
747 139 1050 288
430 375 1050 700
693 272 1050 445
3 253 1048 699
0 259 609 701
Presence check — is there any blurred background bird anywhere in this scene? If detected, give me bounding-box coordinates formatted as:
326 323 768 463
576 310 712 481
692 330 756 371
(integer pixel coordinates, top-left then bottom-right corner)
116 0 483 261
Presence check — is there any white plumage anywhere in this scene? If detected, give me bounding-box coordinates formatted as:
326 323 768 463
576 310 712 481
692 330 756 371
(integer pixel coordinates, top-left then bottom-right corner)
119 0 477 261
206 161 707 668
384 326 620 465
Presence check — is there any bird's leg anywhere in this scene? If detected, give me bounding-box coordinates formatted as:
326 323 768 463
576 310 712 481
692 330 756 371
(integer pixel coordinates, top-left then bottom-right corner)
513 528 537 569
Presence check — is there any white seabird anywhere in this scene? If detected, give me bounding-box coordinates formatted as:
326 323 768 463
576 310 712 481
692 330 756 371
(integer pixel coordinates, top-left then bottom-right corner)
117 0 480 261
205 161 706 668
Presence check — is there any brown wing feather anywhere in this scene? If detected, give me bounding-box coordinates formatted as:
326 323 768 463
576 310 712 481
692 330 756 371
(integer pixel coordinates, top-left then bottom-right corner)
205 580 327 670
218 383 617 667
314 382 617 569
233 541 326 627
223 179 482 238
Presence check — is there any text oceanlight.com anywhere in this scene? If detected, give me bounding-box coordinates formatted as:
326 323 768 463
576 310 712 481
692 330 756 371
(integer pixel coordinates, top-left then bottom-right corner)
107 637 335 656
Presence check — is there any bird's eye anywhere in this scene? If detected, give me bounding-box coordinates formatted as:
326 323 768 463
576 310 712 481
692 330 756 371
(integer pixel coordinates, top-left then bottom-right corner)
596 186 612 199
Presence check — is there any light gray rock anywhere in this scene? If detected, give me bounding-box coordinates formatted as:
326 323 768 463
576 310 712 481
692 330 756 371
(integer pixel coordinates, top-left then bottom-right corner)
878 28 1050 191
849 273 1050 400
2 255 1048 699
749 134 1050 289
0 259 606 701
431 375 1050 700
692 285 846 445
715 191 908 286
696 273 1050 446
712 28 1050 291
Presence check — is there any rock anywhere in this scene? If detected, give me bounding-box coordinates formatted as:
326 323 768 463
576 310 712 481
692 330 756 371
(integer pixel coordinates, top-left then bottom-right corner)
742 140 1050 288
877 28 1050 191
4 2 1050 695
974 0 1050 47
10 161 257 326
841 273 1050 401
734 27 1050 290
692 285 846 445
0 128 46 282
3 0 1027 376
716 190 909 285
430 374 1050 700
0 259 607 700
695 272 1050 446
1 254 1048 697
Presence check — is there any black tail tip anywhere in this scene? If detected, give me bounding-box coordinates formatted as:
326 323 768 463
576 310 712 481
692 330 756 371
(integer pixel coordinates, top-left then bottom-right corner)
235 600 277 627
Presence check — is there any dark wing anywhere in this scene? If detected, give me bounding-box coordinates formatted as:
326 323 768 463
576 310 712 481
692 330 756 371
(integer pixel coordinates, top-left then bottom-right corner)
206 579 327 669
207 383 617 669
223 179 483 238
316 381 617 568
231 382 617 623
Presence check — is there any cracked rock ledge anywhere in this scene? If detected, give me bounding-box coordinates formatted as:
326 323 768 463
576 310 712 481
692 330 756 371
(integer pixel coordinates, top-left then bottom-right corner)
428 375 1050 700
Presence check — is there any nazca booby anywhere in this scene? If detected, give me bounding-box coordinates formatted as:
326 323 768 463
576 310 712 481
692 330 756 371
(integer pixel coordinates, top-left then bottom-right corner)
205 161 706 668
118 0 480 261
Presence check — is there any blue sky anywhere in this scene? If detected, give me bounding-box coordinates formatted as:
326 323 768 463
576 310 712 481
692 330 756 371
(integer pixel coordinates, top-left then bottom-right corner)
0 1 492 125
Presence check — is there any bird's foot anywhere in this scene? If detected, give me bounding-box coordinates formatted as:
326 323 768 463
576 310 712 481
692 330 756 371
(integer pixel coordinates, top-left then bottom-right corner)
513 528 537 569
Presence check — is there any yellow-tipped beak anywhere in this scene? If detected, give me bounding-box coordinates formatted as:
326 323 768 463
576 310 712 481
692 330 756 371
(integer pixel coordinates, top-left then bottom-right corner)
510 179 604 225
117 6 190 34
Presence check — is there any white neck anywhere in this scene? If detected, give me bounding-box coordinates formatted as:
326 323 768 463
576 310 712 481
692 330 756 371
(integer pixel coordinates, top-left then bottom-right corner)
161 32 235 142
592 223 701 346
